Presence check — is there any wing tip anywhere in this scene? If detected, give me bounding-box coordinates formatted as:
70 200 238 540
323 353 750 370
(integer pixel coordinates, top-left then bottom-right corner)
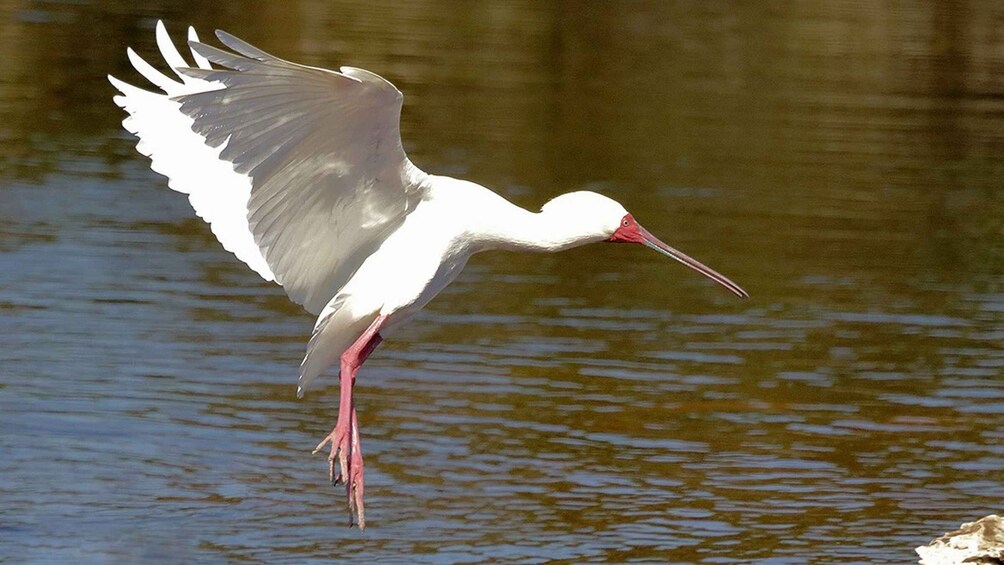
187 40 213 57
108 77 128 106
186 26 213 70
107 74 134 105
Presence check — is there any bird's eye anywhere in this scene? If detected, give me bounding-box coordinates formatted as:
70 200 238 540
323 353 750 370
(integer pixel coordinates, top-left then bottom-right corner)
622 219 629 227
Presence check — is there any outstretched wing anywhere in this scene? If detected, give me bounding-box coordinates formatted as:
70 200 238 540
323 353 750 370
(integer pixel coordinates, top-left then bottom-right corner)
110 22 427 314
110 22 274 282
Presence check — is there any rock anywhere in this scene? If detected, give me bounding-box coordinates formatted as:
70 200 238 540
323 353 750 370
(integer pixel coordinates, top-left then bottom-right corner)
917 515 1004 565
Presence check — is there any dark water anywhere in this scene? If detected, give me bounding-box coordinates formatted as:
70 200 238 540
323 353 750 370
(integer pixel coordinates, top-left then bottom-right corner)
1 2 1002 563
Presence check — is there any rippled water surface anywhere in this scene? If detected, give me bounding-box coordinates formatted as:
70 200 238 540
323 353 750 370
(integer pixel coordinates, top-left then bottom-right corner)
1 2 1002 563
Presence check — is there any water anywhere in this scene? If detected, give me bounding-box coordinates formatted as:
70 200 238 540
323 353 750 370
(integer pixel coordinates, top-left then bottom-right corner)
1 2 1002 562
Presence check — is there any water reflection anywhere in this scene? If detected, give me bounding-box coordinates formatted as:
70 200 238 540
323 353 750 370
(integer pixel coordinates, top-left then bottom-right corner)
1 0 1002 562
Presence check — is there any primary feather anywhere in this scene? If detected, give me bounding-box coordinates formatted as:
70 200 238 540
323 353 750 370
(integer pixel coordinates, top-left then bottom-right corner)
109 24 274 281
109 21 427 314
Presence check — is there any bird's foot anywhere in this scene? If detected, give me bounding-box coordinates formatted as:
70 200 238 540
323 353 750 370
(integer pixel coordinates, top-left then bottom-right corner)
312 408 366 529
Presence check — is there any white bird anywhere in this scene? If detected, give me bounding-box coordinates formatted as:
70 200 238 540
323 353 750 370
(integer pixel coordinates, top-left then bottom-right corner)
109 21 748 529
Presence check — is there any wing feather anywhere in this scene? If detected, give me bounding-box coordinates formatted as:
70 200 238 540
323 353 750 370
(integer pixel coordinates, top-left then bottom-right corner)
173 31 425 313
187 27 212 69
112 22 427 313
109 22 274 281
155 23 190 72
215 30 284 62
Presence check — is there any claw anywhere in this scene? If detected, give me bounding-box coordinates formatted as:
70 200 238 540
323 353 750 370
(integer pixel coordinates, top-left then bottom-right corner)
312 437 333 481
311 437 327 455
312 407 366 528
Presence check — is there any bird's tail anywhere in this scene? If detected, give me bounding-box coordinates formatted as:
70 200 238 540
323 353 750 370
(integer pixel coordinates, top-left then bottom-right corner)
297 294 377 398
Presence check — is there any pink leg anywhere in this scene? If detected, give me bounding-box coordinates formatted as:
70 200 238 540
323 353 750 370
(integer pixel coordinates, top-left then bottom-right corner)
311 315 386 530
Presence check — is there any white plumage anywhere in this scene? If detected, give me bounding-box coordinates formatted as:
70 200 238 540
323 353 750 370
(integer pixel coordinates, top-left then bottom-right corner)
110 30 273 281
110 21 747 529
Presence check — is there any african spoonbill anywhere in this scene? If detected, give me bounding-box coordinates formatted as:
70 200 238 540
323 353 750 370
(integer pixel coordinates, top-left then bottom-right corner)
109 22 748 529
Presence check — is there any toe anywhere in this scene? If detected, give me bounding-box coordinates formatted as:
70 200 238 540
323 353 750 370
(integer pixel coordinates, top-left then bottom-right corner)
338 448 350 488
353 478 366 530
311 435 330 455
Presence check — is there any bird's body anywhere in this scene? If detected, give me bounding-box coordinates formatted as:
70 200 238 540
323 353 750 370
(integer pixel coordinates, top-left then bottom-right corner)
110 22 748 529
302 177 636 393
300 176 476 393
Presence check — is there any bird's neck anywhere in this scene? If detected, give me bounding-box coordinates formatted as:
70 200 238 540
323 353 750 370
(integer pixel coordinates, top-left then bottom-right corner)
424 176 608 254
472 197 602 254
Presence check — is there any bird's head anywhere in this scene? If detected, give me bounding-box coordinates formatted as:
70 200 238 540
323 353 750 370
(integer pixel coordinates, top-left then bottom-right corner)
542 191 749 299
